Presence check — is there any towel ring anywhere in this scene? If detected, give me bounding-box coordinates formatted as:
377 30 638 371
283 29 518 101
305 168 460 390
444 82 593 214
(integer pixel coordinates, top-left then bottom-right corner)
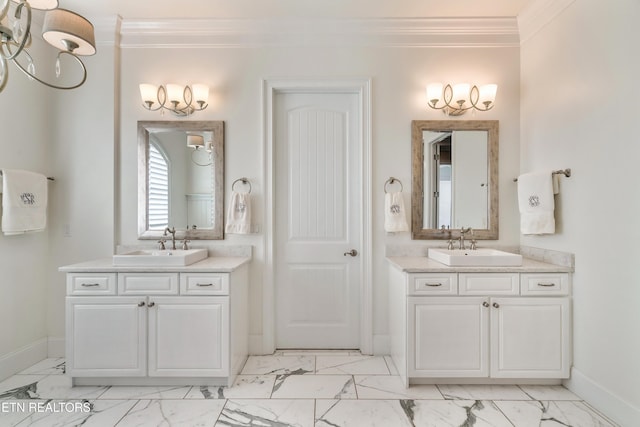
384 177 403 193
232 177 252 194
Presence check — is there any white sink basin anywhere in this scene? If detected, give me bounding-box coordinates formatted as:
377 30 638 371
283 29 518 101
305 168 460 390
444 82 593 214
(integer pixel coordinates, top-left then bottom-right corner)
428 248 522 267
113 248 208 266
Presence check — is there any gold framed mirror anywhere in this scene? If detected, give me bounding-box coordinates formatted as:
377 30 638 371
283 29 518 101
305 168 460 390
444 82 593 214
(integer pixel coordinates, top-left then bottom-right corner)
411 120 498 240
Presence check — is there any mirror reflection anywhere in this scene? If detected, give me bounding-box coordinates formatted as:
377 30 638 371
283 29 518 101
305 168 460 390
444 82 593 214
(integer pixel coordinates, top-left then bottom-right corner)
138 121 224 240
423 130 488 229
412 120 498 240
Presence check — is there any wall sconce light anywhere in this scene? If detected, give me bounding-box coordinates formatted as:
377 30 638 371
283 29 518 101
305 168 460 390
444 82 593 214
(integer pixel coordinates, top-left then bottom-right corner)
139 83 209 116
426 83 497 116
187 133 212 166
0 0 96 93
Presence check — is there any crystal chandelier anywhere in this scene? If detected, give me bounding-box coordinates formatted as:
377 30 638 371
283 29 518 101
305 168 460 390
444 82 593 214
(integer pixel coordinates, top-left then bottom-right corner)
0 0 96 93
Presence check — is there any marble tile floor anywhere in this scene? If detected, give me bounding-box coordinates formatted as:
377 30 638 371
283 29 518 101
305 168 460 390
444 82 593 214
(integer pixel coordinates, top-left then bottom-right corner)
0 352 618 426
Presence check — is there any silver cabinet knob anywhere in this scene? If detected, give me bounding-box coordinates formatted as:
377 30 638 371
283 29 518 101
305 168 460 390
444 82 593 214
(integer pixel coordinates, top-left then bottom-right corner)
482 301 490 307
138 301 146 307
493 302 500 308
343 249 358 257
148 302 156 307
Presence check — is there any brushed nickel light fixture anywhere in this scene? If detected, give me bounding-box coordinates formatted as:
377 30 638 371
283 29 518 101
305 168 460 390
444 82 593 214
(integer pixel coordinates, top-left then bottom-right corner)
0 0 96 92
427 83 497 116
139 83 209 116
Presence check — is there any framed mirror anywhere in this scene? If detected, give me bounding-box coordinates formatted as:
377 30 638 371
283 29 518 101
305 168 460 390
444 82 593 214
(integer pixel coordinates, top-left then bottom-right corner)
138 121 224 240
412 120 498 240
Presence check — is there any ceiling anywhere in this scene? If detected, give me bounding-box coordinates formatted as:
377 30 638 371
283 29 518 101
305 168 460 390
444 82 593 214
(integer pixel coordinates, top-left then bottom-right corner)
62 0 533 21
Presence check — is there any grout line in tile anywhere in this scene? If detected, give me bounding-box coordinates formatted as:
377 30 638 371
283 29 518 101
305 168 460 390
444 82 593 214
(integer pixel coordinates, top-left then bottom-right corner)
581 401 621 426
492 399 518 427
381 356 391 375
94 385 112 400
213 398 230 426
434 384 447 400
516 385 536 401
352 375 358 400
313 398 317 425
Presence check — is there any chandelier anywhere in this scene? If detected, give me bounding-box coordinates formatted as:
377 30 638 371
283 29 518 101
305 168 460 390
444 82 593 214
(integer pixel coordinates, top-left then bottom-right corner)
0 0 96 93
187 133 213 166
427 83 497 116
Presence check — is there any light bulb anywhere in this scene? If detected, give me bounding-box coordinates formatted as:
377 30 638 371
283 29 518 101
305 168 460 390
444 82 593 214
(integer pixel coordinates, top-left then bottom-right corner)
426 83 443 106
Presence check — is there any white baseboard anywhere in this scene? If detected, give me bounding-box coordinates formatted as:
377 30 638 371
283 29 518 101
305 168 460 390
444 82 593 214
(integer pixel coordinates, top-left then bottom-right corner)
47 337 65 358
248 333 391 356
564 367 640 427
372 334 390 355
249 334 264 355
0 338 48 381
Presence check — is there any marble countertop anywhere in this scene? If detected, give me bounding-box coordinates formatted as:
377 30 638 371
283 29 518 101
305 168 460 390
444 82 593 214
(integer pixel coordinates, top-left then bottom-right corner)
387 256 573 273
59 256 251 273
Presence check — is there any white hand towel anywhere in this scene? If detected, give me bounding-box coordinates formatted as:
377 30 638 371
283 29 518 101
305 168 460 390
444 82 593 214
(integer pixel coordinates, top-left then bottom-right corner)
517 171 555 235
225 191 251 234
384 191 409 233
1 169 48 235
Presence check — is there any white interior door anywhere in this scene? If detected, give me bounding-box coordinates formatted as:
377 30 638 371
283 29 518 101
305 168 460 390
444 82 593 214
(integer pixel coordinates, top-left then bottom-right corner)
275 91 361 349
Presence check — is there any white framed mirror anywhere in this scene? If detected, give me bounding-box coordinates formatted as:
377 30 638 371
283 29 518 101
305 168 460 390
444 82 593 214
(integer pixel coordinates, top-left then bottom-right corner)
138 121 224 240
412 120 498 240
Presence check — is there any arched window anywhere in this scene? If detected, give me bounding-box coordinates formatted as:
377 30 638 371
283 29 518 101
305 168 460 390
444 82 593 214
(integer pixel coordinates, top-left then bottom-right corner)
148 141 170 229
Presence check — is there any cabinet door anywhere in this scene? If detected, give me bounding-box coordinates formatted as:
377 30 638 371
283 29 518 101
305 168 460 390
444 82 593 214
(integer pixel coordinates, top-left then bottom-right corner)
148 297 229 377
409 297 489 377
66 297 147 377
491 297 571 378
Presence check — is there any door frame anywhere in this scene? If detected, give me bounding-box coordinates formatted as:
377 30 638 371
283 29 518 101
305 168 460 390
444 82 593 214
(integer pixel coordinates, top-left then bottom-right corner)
261 78 373 354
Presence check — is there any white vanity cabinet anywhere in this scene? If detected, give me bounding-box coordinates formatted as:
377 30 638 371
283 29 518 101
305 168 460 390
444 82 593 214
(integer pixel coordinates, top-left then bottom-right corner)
62 258 249 386
66 296 147 377
147 296 229 377
389 260 572 387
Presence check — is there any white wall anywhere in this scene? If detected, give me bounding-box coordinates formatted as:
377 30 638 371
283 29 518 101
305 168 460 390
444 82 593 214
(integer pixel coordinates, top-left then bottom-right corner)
0 16 122 373
520 0 640 424
0 41 53 375
45 21 120 354
118 33 521 352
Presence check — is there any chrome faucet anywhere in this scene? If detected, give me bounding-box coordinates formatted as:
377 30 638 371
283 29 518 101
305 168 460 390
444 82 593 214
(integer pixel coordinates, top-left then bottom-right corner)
163 227 176 250
441 225 456 250
469 229 477 250
459 227 471 250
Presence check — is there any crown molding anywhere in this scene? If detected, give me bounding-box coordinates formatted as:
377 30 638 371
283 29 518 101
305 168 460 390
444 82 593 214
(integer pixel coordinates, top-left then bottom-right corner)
92 15 122 46
518 0 576 44
119 17 519 48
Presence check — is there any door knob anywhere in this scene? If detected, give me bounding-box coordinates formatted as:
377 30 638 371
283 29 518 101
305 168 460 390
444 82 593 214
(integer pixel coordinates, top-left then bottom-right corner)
343 249 358 257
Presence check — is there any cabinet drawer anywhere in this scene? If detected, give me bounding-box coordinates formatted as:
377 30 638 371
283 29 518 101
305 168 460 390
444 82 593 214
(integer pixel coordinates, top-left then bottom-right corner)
520 273 570 296
118 273 179 295
409 273 457 295
459 273 519 295
67 273 116 295
180 273 229 295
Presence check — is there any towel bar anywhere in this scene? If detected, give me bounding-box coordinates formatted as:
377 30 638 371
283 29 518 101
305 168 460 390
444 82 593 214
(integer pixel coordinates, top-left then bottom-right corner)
0 171 54 181
513 168 571 182
384 177 403 193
